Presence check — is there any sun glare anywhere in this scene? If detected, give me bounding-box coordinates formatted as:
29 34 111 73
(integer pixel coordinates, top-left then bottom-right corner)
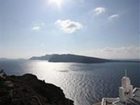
48 0 63 8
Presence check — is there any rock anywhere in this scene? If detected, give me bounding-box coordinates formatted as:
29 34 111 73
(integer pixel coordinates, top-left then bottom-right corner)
0 69 7 79
0 73 74 105
4 81 14 88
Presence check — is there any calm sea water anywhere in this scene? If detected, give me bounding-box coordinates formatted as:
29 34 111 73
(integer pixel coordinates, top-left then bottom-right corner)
0 59 140 105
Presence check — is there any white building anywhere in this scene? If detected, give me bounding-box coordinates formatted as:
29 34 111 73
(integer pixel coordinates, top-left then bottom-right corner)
101 74 140 105
119 76 133 102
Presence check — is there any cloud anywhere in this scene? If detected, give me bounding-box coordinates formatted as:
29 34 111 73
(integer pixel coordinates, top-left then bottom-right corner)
32 22 45 31
32 26 41 31
55 19 83 33
108 14 119 20
93 7 106 15
81 46 140 59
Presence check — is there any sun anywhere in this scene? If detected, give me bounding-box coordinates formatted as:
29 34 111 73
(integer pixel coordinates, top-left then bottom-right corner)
48 0 63 8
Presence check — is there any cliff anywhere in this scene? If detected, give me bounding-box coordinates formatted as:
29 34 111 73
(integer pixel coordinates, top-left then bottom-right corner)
0 72 74 105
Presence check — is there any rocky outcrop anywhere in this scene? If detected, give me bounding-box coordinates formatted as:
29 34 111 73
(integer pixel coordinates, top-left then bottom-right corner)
0 73 74 105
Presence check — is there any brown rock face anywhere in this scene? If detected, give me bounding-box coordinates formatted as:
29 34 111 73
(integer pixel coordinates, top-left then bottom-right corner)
0 74 74 105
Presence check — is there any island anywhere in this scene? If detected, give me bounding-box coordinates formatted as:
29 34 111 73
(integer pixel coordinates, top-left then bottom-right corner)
30 54 110 63
0 70 74 105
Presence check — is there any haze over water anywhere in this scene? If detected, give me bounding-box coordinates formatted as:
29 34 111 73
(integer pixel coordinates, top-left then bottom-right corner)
0 60 140 105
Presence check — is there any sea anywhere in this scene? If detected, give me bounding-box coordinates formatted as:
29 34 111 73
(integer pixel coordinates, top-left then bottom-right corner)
0 59 140 105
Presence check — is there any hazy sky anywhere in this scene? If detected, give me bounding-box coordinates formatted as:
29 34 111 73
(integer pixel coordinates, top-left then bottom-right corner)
0 0 139 59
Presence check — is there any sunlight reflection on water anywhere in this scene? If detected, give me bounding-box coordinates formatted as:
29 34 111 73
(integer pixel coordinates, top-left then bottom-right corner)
0 60 140 105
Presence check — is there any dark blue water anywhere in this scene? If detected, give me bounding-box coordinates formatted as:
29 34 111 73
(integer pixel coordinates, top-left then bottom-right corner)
0 59 140 105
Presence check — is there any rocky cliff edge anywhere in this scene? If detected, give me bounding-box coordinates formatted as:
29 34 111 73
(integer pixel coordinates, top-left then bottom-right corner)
0 72 74 105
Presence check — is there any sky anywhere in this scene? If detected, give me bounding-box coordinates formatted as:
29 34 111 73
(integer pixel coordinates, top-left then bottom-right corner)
0 0 139 59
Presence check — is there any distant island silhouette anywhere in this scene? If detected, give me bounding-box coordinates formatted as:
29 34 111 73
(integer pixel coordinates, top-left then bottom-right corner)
30 54 140 63
30 54 109 63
